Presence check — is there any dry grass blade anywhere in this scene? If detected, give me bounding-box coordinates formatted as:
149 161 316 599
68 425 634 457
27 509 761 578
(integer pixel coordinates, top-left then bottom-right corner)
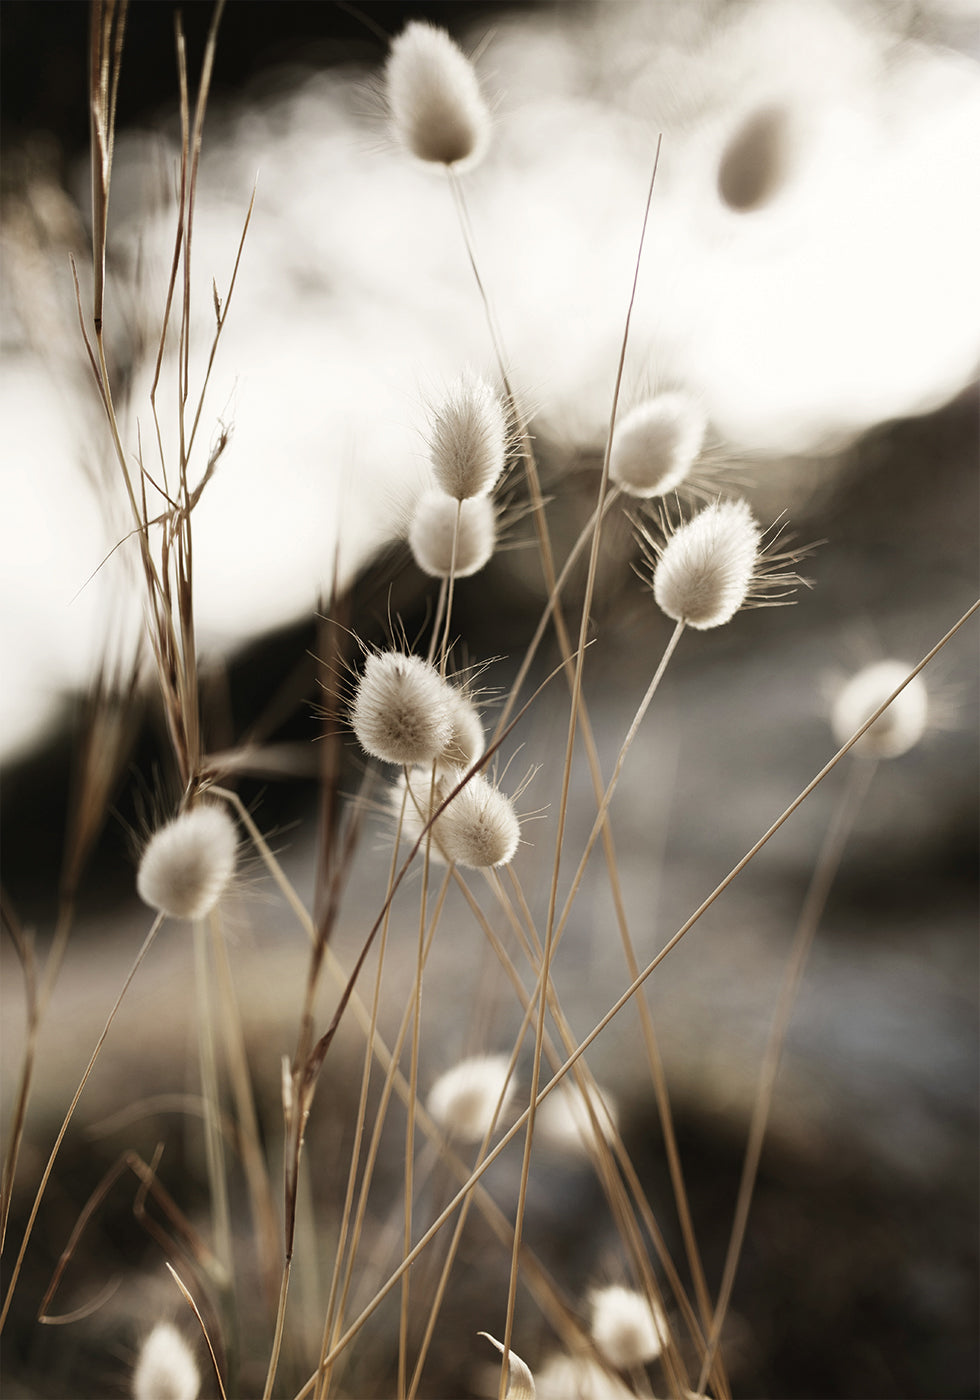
39 1148 224 1327
0 896 38 1253
0 913 165 1334
498 140 664 1399
166 1261 229 1400
89 0 127 334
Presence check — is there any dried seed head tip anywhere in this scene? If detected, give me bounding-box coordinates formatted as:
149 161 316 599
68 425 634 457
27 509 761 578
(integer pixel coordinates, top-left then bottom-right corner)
590 1284 667 1368
132 1322 200 1400
479 1333 536 1400
653 498 761 629
610 392 707 498
352 651 453 766
385 22 490 167
409 491 496 579
431 370 507 500
434 769 521 868
832 660 928 759
428 1054 514 1142
136 805 237 922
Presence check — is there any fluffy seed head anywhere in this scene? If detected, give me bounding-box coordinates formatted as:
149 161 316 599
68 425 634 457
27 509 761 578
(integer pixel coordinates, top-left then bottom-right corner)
352 651 454 766
132 1322 200 1400
441 686 485 770
431 370 507 500
653 499 762 629
385 22 490 167
392 766 447 853
831 660 928 759
433 768 521 868
537 1082 618 1158
610 392 707 498
590 1285 667 1368
409 490 496 578
427 1054 514 1142
534 1354 632 1400
136 806 237 921
393 766 520 868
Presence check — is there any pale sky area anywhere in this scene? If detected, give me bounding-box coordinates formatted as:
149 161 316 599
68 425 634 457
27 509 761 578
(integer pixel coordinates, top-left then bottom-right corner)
2 0 979 760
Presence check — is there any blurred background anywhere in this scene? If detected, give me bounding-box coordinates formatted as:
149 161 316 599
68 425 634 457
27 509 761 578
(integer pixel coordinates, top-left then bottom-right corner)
1 1 977 1396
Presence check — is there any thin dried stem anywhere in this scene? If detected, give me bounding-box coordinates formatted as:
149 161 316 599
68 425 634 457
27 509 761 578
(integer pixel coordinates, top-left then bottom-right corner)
0 913 165 1333
697 755 878 1394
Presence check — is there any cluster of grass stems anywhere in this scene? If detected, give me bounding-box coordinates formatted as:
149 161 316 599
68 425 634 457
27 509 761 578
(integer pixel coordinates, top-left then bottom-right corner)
1 5 976 1398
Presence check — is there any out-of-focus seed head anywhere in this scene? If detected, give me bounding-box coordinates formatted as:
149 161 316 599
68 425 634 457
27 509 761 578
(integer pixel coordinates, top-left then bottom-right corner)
831 660 928 759
652 498 762 629
610 392 707 498
136 806 237 922
534 1353 632 1400
536 1081 618 1158
132 1322 200 1400
589 1284 667 1368
431 370 507 500
409 490 496 578
385 22 490 168
441 686 485 771
352 651 453 766
427 1054 514 1142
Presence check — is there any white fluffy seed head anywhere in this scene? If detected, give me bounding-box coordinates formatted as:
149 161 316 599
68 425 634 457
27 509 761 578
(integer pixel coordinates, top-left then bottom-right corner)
431 370 507 500
385 22 490 168
537 1082 618 1158
433 769 521 868
831 660 928 759
132 1322 200 1400
352 651 454 766
391 767 443 853
409 490 496 578
441 687 485 770
589 1285 667 1368
427 1054 514 1142
393 766 520 869
534 1354 632 1400
610 392 707 498
653 499 761 629
136 805 237 922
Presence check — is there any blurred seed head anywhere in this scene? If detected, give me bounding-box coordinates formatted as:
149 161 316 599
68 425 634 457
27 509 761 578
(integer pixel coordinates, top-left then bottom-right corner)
385 21 491 168
409 490 496 578
136 805 237 922
831 659 928 758
427 1054 514 1142
533 1352 632 1399
610 391 707 498
536 1081 618 1157
132 1322 200 1400
589 1284 667 1368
